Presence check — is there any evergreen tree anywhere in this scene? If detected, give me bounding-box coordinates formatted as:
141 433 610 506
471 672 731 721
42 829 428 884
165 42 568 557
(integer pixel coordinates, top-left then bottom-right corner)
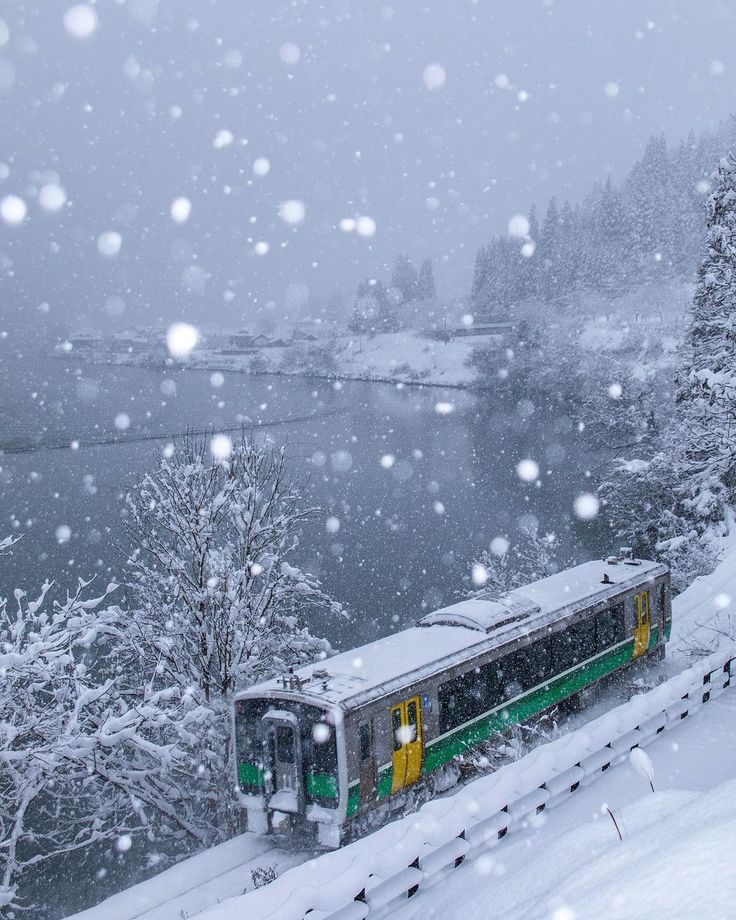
470 245 493 315
624 134 679 272
675 152 736 526
389 254 418 304
416 258 436 301
538 197 562 303
349 278 387 334
598 152 736 590
518 204 542 300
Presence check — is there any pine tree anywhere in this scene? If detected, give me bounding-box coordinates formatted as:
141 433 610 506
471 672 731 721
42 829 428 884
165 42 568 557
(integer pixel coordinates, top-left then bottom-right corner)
675 152 736 525
470 245 492 315
416 258 436 301
389 254 418 304
349 278 386 334
538 198 562 304
598 153 736 590
624 134 680 272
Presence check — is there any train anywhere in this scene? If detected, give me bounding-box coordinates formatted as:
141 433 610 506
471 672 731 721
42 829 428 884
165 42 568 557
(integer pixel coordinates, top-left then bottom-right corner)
233 552 671 848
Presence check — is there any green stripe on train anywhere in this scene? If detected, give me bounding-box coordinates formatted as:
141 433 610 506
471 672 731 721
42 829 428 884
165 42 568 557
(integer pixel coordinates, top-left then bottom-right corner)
238 763 339 801
346 636 637 817
422 638 634 774
306 772 339 799
238 761 264 788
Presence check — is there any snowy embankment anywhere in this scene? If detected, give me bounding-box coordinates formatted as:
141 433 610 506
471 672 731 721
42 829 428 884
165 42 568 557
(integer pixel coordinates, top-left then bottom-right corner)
191 331 480 388
66 833 311 920
66 545 736 920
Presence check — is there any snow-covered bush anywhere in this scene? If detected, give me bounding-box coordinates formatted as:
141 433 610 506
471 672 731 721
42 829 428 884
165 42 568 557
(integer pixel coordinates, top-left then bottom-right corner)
0 538 205 913
121 433 342 842
470 525 566 597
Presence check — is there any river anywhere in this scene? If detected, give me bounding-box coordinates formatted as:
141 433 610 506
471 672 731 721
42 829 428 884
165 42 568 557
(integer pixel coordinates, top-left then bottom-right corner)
0 345 603 649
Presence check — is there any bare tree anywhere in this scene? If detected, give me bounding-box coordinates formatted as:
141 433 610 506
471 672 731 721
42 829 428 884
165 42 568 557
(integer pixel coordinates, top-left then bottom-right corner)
0 539 206 913
120 432 342 839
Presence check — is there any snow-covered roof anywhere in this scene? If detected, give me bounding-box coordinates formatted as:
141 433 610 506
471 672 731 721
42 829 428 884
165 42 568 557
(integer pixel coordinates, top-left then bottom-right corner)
418 596 540 632
238 558 667 712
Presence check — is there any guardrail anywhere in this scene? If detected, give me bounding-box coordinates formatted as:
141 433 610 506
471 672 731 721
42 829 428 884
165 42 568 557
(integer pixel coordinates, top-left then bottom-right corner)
214 644 735 920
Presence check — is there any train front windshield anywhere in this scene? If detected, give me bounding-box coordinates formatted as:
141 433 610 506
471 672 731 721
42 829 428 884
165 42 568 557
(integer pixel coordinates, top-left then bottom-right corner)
234 698 339 808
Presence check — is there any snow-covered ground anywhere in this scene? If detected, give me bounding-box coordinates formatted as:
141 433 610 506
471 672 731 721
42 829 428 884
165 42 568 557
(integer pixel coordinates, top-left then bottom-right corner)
65 538 736 920
93 281 692 391
66 833 312 920
394 689 736 920
399 542 736 920
189 330 482 387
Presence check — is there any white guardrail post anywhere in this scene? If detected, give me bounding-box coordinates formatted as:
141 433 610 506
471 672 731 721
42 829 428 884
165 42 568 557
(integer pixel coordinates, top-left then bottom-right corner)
231 646 735 920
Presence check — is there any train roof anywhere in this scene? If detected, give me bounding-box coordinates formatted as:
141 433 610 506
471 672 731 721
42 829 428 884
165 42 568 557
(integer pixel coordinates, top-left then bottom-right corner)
237 557 668 712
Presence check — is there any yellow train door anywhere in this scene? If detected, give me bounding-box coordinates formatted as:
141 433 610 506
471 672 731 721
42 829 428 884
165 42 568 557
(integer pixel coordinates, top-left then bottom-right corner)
390 696 423 793
633 590 650 658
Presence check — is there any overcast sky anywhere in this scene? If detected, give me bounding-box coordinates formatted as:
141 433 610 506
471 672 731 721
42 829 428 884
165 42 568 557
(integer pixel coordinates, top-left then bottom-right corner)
0 0 734 334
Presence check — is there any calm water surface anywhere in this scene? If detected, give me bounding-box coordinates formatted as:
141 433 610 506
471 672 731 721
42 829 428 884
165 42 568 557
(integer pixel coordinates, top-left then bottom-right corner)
0 346 602 648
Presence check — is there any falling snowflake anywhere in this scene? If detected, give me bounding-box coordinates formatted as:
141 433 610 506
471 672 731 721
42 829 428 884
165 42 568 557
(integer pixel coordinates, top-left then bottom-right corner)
210 434 233 461
166 322 199 358
39 183 67 213
253 157 271 177
279 199 306 225
516 458 539 482
423 63 446 90
355 216 376 237
97 231 122 257
0 195 27 225
170 197 192 223
574 493 599 520
63 4 98 40
213 129 234 149
280 42 300 65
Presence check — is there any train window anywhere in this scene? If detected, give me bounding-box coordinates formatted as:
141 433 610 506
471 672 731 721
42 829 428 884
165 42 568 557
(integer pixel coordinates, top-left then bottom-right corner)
529 636 552 683
359 723 371 761
550 629 575 674
660 582 666 617
391 707 403 751
611 603 626 640
234 698 269 761
438 661 509 734
499 649 532 699
406 700 419 742
569 618 596 663
275 726 295 764
595 603 625 652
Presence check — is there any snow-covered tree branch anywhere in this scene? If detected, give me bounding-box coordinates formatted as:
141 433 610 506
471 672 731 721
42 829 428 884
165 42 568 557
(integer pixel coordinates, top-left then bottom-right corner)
119 432 342 840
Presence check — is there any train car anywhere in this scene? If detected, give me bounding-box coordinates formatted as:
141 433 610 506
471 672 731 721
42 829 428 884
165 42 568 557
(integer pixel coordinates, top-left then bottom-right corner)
233 553 671 847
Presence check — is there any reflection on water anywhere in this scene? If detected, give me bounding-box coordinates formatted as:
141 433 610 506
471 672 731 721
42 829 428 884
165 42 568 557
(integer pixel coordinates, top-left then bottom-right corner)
0 354 601 648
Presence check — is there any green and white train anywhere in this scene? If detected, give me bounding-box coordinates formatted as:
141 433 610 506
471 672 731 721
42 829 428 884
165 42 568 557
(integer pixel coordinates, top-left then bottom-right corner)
233 553 671 847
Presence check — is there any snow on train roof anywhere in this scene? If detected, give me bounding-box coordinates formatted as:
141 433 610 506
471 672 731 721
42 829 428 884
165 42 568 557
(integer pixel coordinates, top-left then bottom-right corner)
241 557 667 710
